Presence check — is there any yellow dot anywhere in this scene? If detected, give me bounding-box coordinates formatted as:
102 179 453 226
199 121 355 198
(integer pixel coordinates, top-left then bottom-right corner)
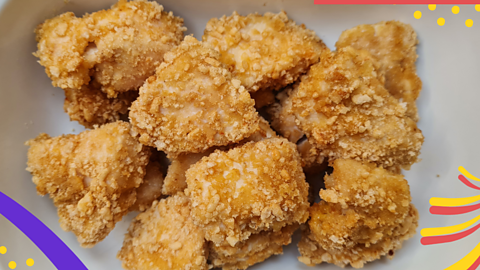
452 6 460 14
466 19 474 27
0 246 6 254
414 10 422 19
8 261 16 269
428 4 436 10
437 17 445 26
476 4 480 12
26 258 35 267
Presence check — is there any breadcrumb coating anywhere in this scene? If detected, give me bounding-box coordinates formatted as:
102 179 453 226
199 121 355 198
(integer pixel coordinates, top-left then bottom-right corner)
63 85 137 128
129 153 164 212
287 47 424 170
298 159 419 268
129 36 260 156
25 122 151 247
336 21 422 121
118 194 208 270
209 224 299 270
203 11 326 92
163 117 277 196
34 0 185 97
185 138 309 247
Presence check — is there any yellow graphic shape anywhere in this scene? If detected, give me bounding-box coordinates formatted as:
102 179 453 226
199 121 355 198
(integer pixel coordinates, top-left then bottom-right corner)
466 19 473 27
8 261 16 269
438 17 446 26
452 6 460 14
476 4 480 12
459 166 480 182
0 246 6 254
445 242 480 270
421 214 480 237
430 194 480 207
428 4 436 10
26 258 34 267
414 10 422 19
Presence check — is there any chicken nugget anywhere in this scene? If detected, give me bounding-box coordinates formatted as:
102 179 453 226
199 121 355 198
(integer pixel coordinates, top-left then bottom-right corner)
336 21 422 121
209 224 299 270
162 117 277 196
203 11 326 92
287 47 424 170
298 159 419 268
26 122 150 247
185 138 309 247
129 36 259 156
34 0 185 97
117 193 208 270
63 85 137 128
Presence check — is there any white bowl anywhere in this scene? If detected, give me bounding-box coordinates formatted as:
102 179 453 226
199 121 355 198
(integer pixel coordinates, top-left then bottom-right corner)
1 1 479 269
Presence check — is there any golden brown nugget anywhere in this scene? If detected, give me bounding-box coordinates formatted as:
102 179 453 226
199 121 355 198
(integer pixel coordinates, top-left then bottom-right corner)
118 194 208 270
162 117 277 196
203 11 326 92
129 36 259 156
298 159 419 268
26 122 150 247
63 86 138 128
34 0 185 97
129 155 164 212
336 21 422 121
209 224 299 270
287 47 423 170
185 138 309 247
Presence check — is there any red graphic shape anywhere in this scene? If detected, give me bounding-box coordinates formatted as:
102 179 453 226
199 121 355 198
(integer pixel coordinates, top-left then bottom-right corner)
314 0 480 3
459 175 480 190
430 203 480 215
421 222 480 245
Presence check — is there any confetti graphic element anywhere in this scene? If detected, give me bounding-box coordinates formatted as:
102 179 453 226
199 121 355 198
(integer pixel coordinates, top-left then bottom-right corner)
421 167 480 269
0 191 88 270
412 5 476 27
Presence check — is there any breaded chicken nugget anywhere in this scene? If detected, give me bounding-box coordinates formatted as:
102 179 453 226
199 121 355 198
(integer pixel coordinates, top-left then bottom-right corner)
336 21 422 121
63 86 137 128
25 122 151 247
209 224 299 270
287 47 424 170
298 159 419 268
185 138 309 247
162 117 277 196
129 151 164 212
203 11 326 92
129 36 259 156
117 193 208 270
34 0 185 97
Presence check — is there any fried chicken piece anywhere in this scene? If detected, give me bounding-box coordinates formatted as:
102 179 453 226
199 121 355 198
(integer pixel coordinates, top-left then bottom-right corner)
203 11 326 92
25 122 151 247
63 85 138 128
287 47 423 170
298 159 419 268
336 21 422 121
118 193 208 270
185 138 309 247
34 0 185 97
129 151 164 212
162 117 277 196
129 36 259 157
209 224 299 270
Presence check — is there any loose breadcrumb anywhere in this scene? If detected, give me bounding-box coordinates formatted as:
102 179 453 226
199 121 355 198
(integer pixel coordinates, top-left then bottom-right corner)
25 122 150 247
63 85 137 128
34 0 185 97
209 224 299 270
129 36 260 157
287 47 424 170
185 138 309 247
298 159 419 268
336 21 422 121
203 11 326 92
118 193 208 270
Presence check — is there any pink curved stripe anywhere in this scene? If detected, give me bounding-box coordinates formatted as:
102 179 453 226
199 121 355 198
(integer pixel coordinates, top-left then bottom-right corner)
459 175 480 190
430 203 480 215
421 223 480 245
467 254 480 270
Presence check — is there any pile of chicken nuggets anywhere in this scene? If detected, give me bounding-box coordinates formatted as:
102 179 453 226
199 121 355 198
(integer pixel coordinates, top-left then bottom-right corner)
26 0 424 269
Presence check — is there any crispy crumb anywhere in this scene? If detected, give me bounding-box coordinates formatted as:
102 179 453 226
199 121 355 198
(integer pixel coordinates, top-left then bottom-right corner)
118 194 208 270
185 138 309 247
26 122 150 247
203 11 326 92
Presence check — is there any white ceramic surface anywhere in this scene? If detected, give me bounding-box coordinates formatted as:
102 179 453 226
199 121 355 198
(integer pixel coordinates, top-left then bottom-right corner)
0 1 479 269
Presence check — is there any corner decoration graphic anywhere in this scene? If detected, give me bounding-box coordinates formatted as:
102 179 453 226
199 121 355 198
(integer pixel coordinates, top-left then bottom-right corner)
421 167 480 270
0 191 88 270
